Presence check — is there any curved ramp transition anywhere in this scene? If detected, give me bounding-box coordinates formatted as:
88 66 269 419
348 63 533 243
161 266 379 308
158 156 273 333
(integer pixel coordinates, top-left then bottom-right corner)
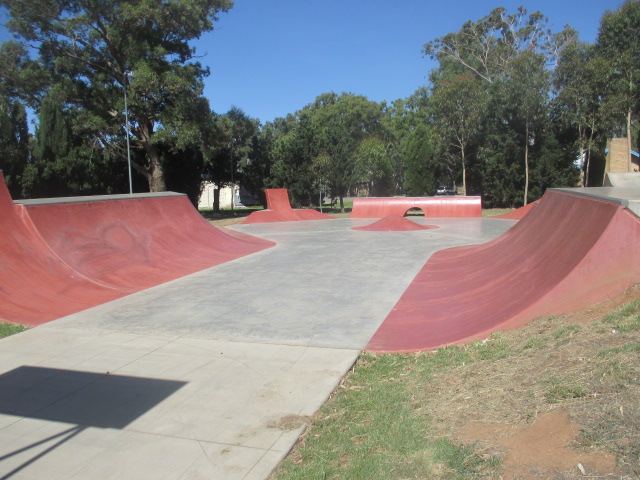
0 174 274 326
367 189 640 353
242 188 333 223
352 215 438 231
351 196 481 218
492 200 540 220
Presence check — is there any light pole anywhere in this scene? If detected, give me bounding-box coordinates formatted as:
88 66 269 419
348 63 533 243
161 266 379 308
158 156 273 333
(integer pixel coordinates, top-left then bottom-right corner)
123 71 133 194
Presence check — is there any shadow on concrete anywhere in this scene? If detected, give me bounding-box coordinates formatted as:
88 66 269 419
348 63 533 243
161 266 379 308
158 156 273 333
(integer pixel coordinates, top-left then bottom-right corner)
0 366 186 479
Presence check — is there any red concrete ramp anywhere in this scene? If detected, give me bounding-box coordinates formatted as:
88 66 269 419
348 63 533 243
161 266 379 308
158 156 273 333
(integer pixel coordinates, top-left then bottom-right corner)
243 188 333 223
266 188 294 211
351 196 481 218
21 194 275 291
0 174 123 325
0 173 274 326
367 189 640 353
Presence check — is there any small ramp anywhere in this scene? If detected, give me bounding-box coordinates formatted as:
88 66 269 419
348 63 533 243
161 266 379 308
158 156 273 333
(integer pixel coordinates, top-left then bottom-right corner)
367 189 640 353
242 188 333 223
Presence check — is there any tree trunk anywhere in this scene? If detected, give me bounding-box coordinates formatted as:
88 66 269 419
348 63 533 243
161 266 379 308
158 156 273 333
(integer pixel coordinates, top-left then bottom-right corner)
585 130 594 187
460 144 467 196
579 131 586 188
140 128 166 192
340 195 345 213
627 108 633 170
524 122 529 206
213 186 220 212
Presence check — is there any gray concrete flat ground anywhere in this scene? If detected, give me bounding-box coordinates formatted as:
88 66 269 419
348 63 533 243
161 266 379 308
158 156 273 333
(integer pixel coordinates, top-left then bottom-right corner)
0 217 513 480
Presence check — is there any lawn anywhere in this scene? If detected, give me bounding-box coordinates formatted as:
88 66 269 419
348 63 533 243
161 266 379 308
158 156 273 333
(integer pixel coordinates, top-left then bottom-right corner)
270 287 640 479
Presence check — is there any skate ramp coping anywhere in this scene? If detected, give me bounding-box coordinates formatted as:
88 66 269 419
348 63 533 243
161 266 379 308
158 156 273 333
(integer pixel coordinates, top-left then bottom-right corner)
367 188 640 353
350 196 481 218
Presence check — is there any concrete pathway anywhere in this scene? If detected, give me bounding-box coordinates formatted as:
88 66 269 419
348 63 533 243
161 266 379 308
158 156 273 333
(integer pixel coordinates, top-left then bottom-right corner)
0 217 513 479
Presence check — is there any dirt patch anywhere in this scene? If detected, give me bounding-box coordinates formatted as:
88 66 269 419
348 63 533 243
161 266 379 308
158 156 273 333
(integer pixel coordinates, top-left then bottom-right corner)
269 415 313 431
461 409 618 479
422 285 640 479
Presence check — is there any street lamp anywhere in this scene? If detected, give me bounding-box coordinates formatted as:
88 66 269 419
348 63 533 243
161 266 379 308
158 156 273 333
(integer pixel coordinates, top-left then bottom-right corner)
123 71 133 194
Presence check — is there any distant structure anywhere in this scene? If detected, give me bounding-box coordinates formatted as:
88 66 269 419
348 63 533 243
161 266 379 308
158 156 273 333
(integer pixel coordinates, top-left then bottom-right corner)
198 183 259 210
604 138 639 173
603 138 640 188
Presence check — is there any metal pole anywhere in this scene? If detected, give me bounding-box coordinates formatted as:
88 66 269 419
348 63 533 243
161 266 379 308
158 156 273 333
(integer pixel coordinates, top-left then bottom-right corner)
123 72 133 194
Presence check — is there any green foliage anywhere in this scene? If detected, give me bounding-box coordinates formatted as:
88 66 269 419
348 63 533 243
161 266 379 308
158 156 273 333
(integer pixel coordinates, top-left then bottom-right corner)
0 96 29 198
403 124 439 195
597 0 640 142
266 93 384 209
0 0 232 193
354 137 393 196
0 322 28 339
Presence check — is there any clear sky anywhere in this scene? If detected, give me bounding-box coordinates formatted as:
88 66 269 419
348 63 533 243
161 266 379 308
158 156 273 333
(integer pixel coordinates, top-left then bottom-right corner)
197 0 625 123
0 0 626 124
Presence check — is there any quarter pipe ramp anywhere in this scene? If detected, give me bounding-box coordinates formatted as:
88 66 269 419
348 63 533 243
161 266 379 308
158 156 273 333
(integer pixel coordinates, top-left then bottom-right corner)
367 189 640 353
0 174 274 326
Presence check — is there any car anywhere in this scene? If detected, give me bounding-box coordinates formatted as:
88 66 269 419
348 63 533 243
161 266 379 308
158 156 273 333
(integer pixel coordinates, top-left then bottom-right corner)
436 185 456 195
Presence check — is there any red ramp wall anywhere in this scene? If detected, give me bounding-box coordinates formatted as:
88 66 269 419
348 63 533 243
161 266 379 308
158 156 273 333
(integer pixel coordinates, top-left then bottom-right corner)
243 188 333 223
351 196 481 218
367 190 640 353
266 188 293 211
20 194 274 291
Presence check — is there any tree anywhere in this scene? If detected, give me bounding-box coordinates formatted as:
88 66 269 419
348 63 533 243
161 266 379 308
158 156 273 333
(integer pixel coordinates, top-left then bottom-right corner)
424 7 574 85
0 0 232 193
309 93 383 211
0 96 29 197
206 107 259 211
430 74 487 195
501 51 550 204
554 42 615 186
381 88 430 194
354 136 393 196
597 0 640 165
268 112 318 208
402 124 439 196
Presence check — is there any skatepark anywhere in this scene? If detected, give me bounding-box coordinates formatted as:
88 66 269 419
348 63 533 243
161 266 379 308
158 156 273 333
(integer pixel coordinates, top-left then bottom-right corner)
0 173 639 479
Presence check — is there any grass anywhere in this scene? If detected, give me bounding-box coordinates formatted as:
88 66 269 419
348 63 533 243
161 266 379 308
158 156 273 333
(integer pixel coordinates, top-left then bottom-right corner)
270 286 640 479
482 208 514 217
0 322 28 339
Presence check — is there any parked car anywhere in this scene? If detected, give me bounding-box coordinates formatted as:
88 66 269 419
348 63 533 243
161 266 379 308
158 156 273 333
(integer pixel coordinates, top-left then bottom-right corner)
436 185 456 195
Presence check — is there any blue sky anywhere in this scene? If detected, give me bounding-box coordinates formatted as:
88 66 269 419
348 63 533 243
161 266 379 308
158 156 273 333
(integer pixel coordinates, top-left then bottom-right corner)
195 0 625 123
1 0 626 124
